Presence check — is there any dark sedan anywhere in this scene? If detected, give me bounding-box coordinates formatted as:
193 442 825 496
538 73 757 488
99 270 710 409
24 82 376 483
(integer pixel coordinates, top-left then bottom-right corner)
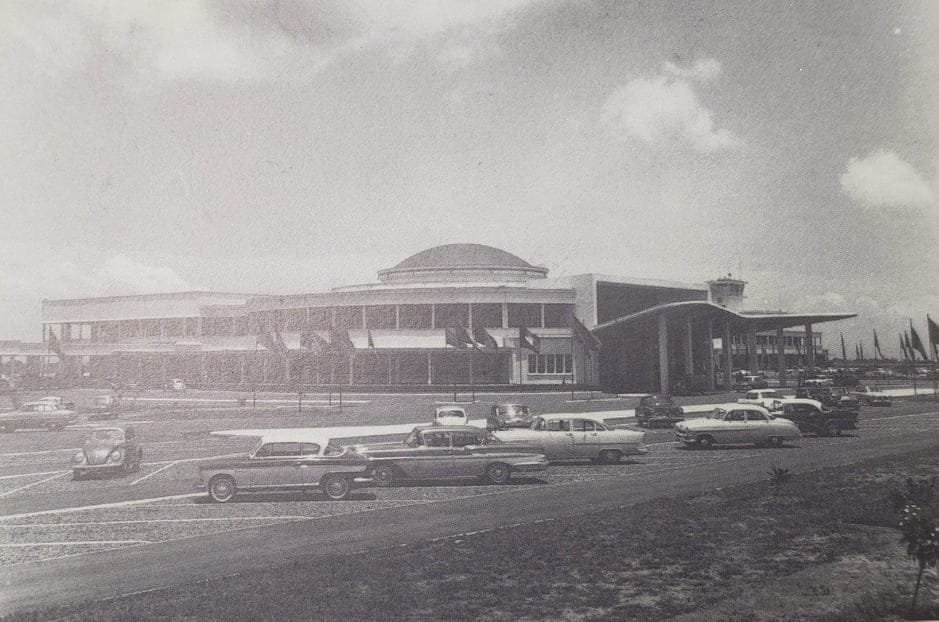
635 395 685 428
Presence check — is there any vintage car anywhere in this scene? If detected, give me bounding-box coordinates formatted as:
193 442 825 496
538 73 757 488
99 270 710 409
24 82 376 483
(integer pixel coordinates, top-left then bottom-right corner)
487 403 535 430
674 404 800 449
168 378 187 391
494 414 646 464
353 425 547 486
774 398 858 436
433 405 468 426
71 427 143 479
90 395 121 419
737 389 785 411
197 434 371 502
851 385 891 406
0 401 76 432
732 375 769 392
36 396 76 410
634 394 684 428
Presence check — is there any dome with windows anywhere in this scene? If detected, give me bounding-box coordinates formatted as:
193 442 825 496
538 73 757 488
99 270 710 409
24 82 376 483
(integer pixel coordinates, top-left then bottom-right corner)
377 244 548 284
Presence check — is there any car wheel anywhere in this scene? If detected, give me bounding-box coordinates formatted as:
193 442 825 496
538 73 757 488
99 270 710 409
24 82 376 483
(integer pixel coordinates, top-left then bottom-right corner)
697 435 714 449
322 475 351 500
121 459 135 474
598 450 622 464
208 475 237 503
768 436 784 448
72 470 86 481
484 462 511 485
826 423 841 437
373 465 396 487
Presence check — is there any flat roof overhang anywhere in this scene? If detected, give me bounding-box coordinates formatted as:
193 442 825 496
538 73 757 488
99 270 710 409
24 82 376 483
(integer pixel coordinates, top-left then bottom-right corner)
594 301 856 334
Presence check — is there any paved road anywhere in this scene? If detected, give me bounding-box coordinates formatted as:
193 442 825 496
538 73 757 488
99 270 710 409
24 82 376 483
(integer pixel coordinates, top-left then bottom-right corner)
2 403 937 617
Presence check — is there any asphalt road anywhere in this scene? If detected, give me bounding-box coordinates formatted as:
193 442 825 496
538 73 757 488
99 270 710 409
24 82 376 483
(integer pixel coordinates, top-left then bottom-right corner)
1 399 938 617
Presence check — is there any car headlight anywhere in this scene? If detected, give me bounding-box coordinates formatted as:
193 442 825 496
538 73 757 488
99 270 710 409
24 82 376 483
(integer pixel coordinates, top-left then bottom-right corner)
108 448 125 464
71 451 85 465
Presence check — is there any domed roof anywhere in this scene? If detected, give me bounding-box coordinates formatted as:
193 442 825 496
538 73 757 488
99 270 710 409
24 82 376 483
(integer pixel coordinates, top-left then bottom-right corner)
377 244 547 284
392 244 534 270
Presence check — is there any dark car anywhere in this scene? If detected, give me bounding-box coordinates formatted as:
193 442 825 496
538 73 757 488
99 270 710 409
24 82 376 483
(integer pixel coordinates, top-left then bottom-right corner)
776 399 858 437
732 375 769 392
794 386 840 407
487 403 535 430
71 427 143 479
635 395 685 428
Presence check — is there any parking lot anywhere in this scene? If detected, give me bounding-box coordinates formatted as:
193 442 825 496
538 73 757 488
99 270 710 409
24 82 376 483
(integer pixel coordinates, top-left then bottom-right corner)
2 389 938 569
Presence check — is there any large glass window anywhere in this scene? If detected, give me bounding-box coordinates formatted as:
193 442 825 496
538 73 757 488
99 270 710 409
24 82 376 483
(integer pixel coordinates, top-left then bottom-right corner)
507 304 541 328
543 304 571 328
471 304 502 328
308 308 332 329
435 304 468 328
334 306 363 329
284 308 306 331
366 305 397 329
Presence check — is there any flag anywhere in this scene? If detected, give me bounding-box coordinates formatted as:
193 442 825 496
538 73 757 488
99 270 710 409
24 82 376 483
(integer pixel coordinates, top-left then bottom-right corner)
445 326 476 349
855 343 860 360
327 327 355 356
367 330 375 349
299 322 328 355
859 342 865 360
472 327 499 350
47 330 64 358
904 331 914 361
899 332 909 361
873 330 884 360
840 333 847 361
928 314 939 360
910 320 929 361
571 317 602 349
519 326 540 352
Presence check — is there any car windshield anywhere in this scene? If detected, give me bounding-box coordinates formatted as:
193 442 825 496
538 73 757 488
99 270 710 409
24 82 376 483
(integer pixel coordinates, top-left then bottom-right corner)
437 410 464 418
709 408 726 419
650 396 673 405
483 432 503 444
504 405 530 416
404 430 423 447
92 429 122 441
324 442 344 456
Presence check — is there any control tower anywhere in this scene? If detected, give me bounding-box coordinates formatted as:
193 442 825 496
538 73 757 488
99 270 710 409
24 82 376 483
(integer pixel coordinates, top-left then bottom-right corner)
707 274 746 312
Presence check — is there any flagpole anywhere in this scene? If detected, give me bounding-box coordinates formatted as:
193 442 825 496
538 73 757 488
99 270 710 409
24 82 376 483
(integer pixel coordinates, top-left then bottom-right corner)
570 318 575 401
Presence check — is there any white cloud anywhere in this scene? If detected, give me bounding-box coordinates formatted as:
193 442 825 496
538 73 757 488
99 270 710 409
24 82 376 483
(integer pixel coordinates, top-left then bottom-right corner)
602 71 739 153
663 58 722 82
1 0 540 83
100 255 191 294
840 150 936 208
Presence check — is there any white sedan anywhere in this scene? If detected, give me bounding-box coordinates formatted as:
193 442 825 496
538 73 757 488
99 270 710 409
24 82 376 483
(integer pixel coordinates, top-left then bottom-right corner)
493 414 645 464
674 404 800 449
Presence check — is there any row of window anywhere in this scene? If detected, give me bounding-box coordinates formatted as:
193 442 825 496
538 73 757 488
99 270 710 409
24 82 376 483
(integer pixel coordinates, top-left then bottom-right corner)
527 354 573 375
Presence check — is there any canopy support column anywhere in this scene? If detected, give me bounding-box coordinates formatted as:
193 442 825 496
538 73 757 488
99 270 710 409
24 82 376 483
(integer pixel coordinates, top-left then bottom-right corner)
777 327 787 387
706 320 715 391
658 314 669 394
747 330 758 375
804 323 816 369
723 323 733 391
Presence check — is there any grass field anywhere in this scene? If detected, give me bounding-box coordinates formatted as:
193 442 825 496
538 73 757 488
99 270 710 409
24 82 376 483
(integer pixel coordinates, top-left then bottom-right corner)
6 446 938 621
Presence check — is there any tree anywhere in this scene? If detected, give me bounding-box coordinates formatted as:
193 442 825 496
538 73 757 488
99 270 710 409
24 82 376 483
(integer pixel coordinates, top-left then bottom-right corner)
891 477 939 616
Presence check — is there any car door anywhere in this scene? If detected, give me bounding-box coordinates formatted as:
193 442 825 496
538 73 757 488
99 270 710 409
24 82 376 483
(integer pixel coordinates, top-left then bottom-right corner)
721 409 748 444
450 431 484 477
411 430 452 479
570 419 599 458
745 410 771 443
541 418 576 459
251 442 303 488
298 442 328 486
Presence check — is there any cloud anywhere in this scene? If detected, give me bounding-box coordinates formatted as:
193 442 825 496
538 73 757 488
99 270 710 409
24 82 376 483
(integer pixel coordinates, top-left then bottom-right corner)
100 255 191 294
1 0 540 83
663 58 722 82
840 150 936 208
602 67 739 153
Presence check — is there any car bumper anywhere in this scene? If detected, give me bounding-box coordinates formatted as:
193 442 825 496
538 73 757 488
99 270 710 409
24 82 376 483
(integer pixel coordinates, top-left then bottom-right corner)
73 463 124 474
511 461 548 472
675 431 698 443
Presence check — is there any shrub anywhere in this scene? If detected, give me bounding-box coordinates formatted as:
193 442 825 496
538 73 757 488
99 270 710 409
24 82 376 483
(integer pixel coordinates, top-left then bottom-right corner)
768 465 791 486
890 477 939 616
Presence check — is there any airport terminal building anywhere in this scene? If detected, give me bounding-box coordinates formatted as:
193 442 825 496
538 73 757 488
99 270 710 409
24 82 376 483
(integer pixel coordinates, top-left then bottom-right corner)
4 244 854 393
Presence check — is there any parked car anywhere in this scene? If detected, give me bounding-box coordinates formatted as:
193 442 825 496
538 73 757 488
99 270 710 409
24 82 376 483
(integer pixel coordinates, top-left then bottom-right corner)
802 377 833 387
634 395 684 428
774 398 858 437
487 403 535 430
433 405 468 426
794 386 839 407
197 434 371 502
0 401 76 433
733 375 769 391
353 425 547 486
674 405 800 449
91 395 121 419
36 396 76 410
851 385 891 406
494 414 646 464
169 378 187 391
71 427 143 479
737 389 785 411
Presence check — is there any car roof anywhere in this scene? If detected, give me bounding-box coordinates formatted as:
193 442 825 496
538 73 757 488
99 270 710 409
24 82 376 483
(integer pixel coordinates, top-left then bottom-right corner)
258 432 336 444
715 403 772 414
435 405 467 411
537 413 608 422
778 398 824 408
413 424 486 433
493 402 528 407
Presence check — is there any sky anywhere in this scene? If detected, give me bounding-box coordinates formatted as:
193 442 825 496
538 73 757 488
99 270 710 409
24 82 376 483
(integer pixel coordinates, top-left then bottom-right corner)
1 0 938 358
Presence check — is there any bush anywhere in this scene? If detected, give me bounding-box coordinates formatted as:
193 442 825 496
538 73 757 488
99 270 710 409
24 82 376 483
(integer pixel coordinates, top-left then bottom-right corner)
890 477 939 616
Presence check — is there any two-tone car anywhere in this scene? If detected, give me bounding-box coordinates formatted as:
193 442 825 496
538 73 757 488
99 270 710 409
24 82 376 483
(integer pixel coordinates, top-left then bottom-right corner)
0 401 76 433
674 404 800 449
433 405 468 426
353 425 547 486
851 385 892 407
634 395 684 428
487 403 535 430
494 414 646 464
737 389 785 411
774 398 857 437
197 434 371 502
71 426 143 479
